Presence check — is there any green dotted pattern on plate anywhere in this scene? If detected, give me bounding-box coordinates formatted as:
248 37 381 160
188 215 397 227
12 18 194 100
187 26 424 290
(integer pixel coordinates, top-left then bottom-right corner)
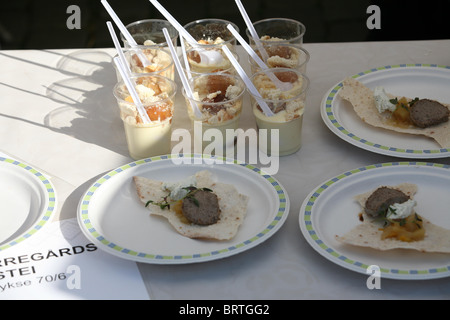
325 64 450 155
79 154 288 262
0 157 56 251
302 161 450 277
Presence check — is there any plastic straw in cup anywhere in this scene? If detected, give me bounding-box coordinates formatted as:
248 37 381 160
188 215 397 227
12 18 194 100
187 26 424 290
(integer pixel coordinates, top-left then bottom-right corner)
221 46 274 117
101 0 150 67
148 0 197 45
107 21 131 74
148 0 221 65
235 0 269 62
180 35 192 79
113 57 151 124
162 28 202 119
227 24 292 92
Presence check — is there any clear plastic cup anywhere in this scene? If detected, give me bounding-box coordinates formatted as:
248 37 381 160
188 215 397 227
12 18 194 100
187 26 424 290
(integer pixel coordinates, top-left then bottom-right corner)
182 73 245 155
114 46 175 81
246 18 306 46
113 74 177 159
248 43 309 74
249 68 309 156
183 18 239 51
121 19 178 48
183 47 238 76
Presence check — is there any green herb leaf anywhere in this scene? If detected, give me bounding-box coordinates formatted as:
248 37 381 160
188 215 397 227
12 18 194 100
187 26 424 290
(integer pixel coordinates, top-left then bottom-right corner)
390 98 399 105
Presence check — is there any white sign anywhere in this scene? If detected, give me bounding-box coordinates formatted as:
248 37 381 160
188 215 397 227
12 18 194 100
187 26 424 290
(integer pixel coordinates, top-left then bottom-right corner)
0 218 149 300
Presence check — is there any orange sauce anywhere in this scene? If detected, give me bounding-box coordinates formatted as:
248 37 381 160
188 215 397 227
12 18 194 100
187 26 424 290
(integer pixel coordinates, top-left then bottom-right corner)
381 213 425 242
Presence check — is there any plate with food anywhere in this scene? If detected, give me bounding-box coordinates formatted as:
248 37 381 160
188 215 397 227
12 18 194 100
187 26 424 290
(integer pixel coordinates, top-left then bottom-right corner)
299 162 450 280
77 154 289 264
321 64 450 158
0 157 57 251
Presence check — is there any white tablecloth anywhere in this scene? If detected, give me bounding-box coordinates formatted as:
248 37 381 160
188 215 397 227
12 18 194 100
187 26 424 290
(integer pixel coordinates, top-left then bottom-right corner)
1 40 450 299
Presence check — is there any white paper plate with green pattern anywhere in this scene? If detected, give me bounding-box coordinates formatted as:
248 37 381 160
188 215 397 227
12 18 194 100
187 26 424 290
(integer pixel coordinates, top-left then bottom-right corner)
321 64 450 158
0 157 57 251
299 162 450 280
77 154 289 264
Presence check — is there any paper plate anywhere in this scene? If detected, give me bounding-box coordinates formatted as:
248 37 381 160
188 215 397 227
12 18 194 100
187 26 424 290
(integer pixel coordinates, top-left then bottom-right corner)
321 64 450 158
77 154 290 264
0 158 57 251
299 162 450 280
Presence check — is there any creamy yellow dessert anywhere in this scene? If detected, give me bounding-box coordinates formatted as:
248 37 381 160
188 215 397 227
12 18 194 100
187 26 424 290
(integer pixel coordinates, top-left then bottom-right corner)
114 75 176 159
251 68 308 155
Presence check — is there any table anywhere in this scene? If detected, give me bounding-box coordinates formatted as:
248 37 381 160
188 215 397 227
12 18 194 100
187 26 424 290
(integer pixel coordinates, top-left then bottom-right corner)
1 39 450 299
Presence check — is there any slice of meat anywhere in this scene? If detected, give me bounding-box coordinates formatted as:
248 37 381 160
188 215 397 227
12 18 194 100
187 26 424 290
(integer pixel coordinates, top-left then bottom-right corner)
364 187 409 217
409 99 449 128
182 190 220 225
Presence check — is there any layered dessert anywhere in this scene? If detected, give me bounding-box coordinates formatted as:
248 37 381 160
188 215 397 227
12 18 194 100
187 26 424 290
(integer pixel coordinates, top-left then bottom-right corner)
114 75 176 159
183 20 238 76
246 18 306 46
125 40 175 80
186 47 236 75
184 20 238 49
184 74 244 153
251 68 308 156
250 43 309 74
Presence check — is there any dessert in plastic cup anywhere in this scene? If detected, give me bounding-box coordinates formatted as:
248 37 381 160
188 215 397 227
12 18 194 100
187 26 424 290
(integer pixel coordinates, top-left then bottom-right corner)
113 74 177 160
182 18 239 50
114 45 175 81
121 19 178 48
182 73 245 155
184 47 238 76
249 68 309 156
249 43 310 74
246 18 306 46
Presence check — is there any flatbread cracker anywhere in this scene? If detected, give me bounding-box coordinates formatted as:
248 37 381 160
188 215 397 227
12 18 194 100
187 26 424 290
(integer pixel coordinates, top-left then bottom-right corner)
134 170 249 241
339 77 450 148
336 183 450 253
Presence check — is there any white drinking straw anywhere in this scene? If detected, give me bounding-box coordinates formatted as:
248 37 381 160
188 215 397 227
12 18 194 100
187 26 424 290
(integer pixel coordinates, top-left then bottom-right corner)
222 46 274 117
180 35 192 79
162 28 202 119
106 21 131 74
148 0 198 45
113 57 151 124
101 0 150 67
235 0 269 62
227 24 292 92
148 0 222 65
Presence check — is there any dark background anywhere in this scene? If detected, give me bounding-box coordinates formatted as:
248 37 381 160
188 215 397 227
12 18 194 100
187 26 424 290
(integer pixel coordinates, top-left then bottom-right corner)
0 0 448 50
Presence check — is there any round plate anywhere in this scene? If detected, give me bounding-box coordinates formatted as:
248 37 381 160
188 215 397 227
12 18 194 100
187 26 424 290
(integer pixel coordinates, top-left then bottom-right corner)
77 154 290 264
299 162 450 280
321 64 450 158
0 158 57 251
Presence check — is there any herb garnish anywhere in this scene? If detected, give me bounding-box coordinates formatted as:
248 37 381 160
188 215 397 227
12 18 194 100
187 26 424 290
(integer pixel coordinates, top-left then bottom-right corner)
145 186 214 210
183 186 214 207
375 206 422 229
145 195 171 210
389 97 419 108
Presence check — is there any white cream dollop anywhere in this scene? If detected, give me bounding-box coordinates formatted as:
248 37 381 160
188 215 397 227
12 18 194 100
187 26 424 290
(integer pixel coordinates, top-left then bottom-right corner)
374 86 397 113
386 199 417 220
162 176 197 200
197 49 224 65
